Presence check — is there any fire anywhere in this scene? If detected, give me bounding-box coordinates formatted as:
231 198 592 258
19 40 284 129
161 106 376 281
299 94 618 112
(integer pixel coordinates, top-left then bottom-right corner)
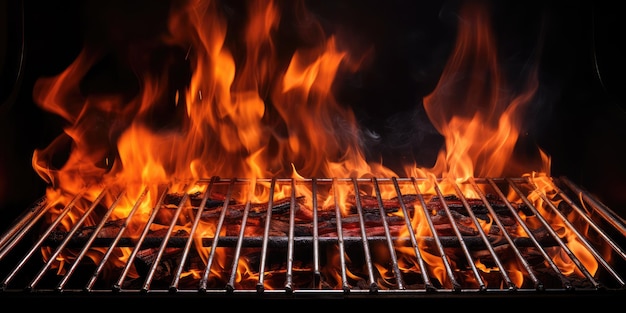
29 0 598 291
419 1 543 190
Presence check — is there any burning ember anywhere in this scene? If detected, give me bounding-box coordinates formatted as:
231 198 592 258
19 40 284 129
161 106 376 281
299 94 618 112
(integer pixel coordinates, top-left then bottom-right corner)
1 0 624 294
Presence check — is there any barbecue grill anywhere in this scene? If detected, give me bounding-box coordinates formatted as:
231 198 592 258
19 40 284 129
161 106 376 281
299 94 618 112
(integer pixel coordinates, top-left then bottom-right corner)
1 0 626 306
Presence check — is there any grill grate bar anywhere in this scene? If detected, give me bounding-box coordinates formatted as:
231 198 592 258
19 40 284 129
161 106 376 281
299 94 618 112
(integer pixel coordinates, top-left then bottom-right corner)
372 177 405 290
199 178 235 292
310 178 321 289
350 178 378 293
42 233 561 248
332 177 350 292
284 179 297 292
256 178 277 292
225 182 253 292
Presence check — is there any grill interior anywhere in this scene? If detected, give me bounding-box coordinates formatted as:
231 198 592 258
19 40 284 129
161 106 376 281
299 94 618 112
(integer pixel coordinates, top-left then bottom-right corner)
1 175 624 299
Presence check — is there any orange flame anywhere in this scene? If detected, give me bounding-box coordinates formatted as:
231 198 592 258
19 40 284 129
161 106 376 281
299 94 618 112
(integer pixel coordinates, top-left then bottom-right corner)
417 1 546 192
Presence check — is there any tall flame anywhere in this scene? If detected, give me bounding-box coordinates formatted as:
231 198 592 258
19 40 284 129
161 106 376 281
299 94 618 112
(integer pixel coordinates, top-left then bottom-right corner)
416 1 547 191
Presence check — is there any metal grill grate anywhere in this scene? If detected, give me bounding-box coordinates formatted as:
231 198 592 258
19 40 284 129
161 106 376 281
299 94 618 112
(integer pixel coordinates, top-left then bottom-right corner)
0 176 625 298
